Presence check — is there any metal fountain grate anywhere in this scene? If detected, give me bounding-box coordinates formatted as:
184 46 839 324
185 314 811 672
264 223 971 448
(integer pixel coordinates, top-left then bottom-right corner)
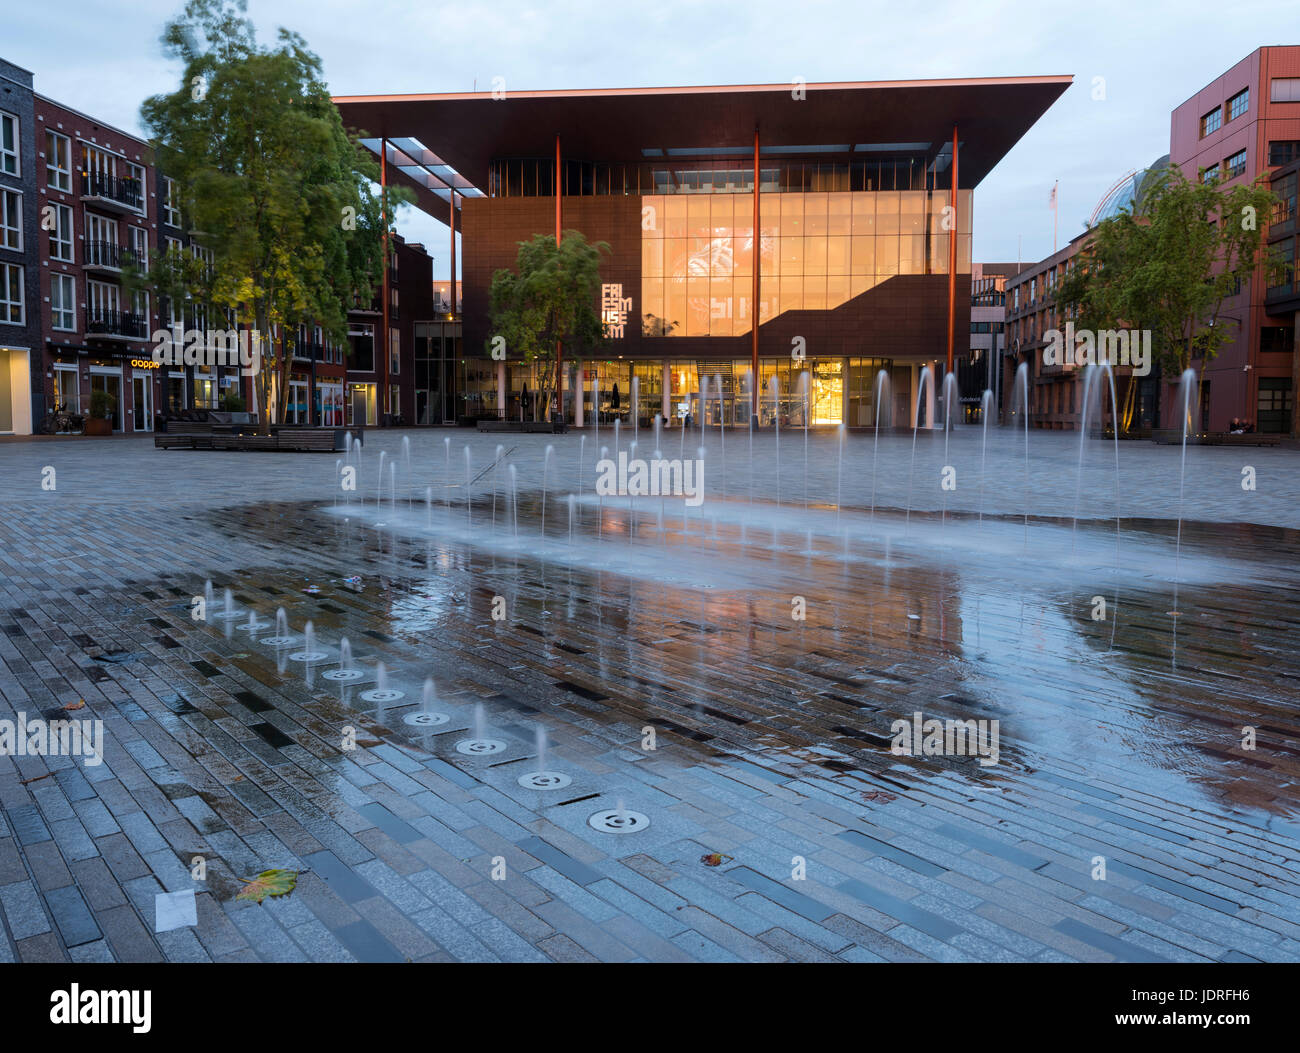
260 636 297 648
588 808 650 833
289 650 330 662
517 771 572 790
360 688 405 703
322 668 365 682
455 738 507 756
404 711 449 727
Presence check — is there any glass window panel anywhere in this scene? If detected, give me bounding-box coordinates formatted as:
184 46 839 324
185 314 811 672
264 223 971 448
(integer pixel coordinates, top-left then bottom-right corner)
734 233 753 277
900 191 926 234
666 276 687 334
959 191 972 235
827 236 850 275
710 277 733 337
803 193 828 236
850 273 876 300
736 290 754 333
929 231 950 274
733 198 754 239
900 234 925 274
804 235 827 275
642 238 663 278
641 277 664 332
688 197 711 237
852 235 875 275
643 195 664 236
711 236 734 278
711 195 733 231
780 193 803 234
665 197 688 238
877 237 899 276
828 193 852 235
876 191 900 235
929 190 950 232
958 234 972 271
760 231 778 275
758 287 777 325
686 274 710 335
803 274 826 311
780 275 802 313
781 236 803 272
760 195 781 236
852 193 876 235
665 238 688 278
827 275 850 311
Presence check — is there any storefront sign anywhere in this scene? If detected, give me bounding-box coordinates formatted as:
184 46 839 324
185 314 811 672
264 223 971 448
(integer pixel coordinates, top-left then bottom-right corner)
601 284 632 339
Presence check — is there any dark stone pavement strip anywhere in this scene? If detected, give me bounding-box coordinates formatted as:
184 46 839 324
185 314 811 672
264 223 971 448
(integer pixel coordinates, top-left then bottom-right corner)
2 434 1300 960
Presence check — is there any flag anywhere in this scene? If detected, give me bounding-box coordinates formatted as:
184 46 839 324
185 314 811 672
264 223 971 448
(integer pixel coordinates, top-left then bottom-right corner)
1049 181 1058 209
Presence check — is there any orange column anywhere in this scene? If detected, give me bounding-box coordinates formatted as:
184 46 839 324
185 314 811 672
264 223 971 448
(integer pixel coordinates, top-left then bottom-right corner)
751 127 760 418
554 134 562 422
946 125 958 375
449 190 457 316
380 137 390 422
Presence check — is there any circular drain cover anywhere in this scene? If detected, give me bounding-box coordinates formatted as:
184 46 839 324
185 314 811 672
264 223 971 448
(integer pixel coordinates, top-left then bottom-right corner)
404 711 449 727
289 651 330 663
360 688 405 703
322 669 365 682
261 636 297 648
239 620 271 632
518 770 572 790
213 609 244 620
588 809 649 834
455 738 506 756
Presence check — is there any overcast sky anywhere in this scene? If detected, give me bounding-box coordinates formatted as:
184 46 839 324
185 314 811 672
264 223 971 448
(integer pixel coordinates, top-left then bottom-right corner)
4 0 1289 278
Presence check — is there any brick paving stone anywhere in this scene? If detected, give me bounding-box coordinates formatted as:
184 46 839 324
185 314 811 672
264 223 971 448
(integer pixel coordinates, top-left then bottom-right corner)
3 432 1298 961
0 880 53 939
44 885 102 947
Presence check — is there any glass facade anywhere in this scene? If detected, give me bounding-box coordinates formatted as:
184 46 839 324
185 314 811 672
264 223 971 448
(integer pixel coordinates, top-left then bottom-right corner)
641 190 971 337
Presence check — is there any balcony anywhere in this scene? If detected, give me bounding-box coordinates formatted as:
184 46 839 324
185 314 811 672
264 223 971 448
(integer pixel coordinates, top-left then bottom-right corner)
84 240 124 273
81 172 144 214
87 308 149 342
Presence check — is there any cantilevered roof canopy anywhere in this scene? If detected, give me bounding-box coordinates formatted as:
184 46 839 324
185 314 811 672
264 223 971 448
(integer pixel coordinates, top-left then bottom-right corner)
334 76 1073 224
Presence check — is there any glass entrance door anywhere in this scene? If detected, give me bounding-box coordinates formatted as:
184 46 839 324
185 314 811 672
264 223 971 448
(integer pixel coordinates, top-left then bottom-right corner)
90 372 122 431
132 373 153 431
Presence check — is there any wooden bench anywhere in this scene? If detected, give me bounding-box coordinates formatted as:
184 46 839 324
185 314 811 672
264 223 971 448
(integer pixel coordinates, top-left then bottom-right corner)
156 426 352 452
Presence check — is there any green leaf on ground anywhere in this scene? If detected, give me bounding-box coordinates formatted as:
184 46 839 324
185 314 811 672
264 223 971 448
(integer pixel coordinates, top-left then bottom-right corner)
237 869 298 904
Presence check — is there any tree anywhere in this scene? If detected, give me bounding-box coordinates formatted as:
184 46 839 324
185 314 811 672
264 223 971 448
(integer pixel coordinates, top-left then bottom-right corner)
1056 164 1276 429
487 231 609 421
136 0 406 432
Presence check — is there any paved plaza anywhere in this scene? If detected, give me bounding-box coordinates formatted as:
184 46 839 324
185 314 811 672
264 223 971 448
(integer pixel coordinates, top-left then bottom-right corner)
0 426 1298 962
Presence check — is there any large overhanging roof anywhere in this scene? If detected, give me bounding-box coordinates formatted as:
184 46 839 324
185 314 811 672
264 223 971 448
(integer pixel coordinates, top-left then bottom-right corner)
334 76 1072 224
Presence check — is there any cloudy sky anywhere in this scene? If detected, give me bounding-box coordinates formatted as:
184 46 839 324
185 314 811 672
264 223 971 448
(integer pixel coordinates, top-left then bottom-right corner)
4 0 1287 278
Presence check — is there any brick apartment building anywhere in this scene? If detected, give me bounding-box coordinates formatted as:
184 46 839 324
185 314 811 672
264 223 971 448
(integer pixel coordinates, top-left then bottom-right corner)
0 58 41 435
1171 45 1300 433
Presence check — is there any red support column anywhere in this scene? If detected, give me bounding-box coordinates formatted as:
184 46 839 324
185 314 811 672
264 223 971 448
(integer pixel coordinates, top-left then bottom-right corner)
449 190 457 317
554 134 562 422
751 127 760 418
946 125 958 375
380 137 390 423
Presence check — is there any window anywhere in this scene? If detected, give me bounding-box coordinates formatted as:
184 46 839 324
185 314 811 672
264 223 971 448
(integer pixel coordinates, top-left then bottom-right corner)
129 227 149 273
53 364 79 413
49 203 73 262
46 131 71 191
1200 107 1222 137
389 327 400 375
1257 378 1293 434
1261 326 1294 354
163 177 181 227
1202 163 1220 184
0 111 17 175
51 273 76 330
1225 149 1247 180
1271 78 1300 103
1227 88 1249 121
126 163 146 217
0 263 24 324
1269 140 1300 167
0 189 20 250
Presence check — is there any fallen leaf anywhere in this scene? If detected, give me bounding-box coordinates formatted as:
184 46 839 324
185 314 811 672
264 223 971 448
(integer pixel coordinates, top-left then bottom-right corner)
19 773 52 785
236 869 298 904
63 699 86 711
700 852 733 868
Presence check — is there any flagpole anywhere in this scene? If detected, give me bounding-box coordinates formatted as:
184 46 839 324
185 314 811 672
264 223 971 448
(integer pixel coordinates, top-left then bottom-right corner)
1052 180 1059 255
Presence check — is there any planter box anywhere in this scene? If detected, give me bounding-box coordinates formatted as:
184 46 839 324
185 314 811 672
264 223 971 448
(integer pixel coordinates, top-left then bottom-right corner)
84 418 112 436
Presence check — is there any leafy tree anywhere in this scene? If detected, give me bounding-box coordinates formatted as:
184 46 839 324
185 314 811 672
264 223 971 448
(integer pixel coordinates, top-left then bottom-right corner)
1056 165 1276 426
487 231 609 420
136 0 406 431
